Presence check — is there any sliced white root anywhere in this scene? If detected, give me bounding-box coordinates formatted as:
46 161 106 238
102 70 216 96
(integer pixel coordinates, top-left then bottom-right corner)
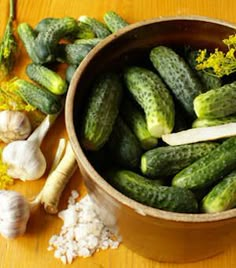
49 138 67 173
162 123 236 146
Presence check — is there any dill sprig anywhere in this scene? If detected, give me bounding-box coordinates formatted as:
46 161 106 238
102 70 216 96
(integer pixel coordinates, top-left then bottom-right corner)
196 34 236 78
0 0 17 80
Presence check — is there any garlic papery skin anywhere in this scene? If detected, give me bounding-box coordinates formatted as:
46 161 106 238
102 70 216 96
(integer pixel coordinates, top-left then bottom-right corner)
1 114 57 181
2 140 46 180
0 190 30 239
0 111 31 143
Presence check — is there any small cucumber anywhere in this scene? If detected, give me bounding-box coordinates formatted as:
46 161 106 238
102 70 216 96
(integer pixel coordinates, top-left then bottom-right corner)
141 142 219 179
34 17 78 63
77 21 96 39
150 46 203 117
202 170 236 213
65 65 77 83
107 170 198 213
79 16 111 38
13 79 62 114
81 72 123 151
103 11 129 33
121 98 158 150
185 48 222 90
74 38 102 46
194 81 236 118
124 66 175 138
17 23 41 64
26 63 68 95
35 18 59 32
107 116 142 170
192 115 236 128
172 137 236 190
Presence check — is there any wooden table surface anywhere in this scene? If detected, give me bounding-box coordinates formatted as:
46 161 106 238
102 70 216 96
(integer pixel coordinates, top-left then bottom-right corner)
1 0 236 267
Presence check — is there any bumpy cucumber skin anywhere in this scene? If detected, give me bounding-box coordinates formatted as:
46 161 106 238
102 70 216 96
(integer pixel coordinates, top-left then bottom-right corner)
17 23 41 64
79 16 111 38
185 49 222 91
26 63 68 95
107 117 142 170
64 43 93 65
194 81 236 118
121 98 158 150
202 169 236 213
66 65 78 83
35 17 78 63
192 115 236 128
150 46 203 116
107 170 198 213
141 142 219 179
77 21 96 39
103 11 129 33
35 18 58 32
14 79 62 114
74 38 102 46
81 73 123 151
124 66 175 138
172 137 236 190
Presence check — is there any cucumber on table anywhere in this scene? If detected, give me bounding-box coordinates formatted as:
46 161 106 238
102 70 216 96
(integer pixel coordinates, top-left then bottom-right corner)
172 137 236 190
13 79 62 114
141 142 219 179
150 46 203 117
107 117 142 170
202 169 236 213
121 98 158 150
26 63 68 95
124 66 175 138
192 115 236 128
103 11 129 33
74 38 102 46
81 72 123 151
76 21 96 39
35 17 59 32
194 81 236 118
107 170 198 213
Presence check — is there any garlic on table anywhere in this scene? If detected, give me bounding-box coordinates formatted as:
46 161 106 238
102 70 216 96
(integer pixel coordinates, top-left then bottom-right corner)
0 190 30 239
0 110 31 143
2 114 57 181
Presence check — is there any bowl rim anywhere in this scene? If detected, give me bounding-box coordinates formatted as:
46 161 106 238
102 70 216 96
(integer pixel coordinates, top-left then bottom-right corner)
66 15 236 223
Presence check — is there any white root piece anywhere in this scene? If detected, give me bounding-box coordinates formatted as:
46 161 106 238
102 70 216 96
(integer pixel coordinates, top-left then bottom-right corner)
32 141 77 214
2 114 57 181
162 122 236 146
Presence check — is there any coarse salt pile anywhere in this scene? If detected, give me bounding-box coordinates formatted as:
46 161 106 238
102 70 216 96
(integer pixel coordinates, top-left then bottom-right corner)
47 190 121 264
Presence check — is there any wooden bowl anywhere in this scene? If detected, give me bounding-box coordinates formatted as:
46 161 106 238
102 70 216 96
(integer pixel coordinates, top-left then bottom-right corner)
65 16 236 263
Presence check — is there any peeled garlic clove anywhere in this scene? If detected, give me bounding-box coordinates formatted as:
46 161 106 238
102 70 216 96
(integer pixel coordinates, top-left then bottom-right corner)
0 190 30 239
2 140 46 180
0 111 31 143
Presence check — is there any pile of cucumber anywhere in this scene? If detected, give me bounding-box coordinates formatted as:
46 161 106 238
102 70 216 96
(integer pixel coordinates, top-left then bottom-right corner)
80 19 236 214
16 11 128 115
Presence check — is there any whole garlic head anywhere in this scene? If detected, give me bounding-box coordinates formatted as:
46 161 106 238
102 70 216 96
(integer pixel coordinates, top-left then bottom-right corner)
0 111 31 143
2 140 47 181
0 190 30 238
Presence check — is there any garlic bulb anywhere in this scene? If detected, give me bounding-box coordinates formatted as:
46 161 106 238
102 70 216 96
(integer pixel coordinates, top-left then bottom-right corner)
2 114 57 181
0 190 30 238
0 110 31 143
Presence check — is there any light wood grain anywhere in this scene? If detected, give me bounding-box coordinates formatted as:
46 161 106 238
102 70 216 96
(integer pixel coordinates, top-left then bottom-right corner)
0 0 236 267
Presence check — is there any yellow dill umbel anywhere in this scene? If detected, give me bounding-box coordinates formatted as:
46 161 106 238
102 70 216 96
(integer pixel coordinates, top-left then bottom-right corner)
0 145 13 189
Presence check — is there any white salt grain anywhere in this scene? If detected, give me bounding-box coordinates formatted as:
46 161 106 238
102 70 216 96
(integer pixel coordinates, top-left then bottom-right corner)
48 191 121 264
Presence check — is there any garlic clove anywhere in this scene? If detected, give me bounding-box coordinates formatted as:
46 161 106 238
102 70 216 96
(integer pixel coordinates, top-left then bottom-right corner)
0 111 31 143
2 140 47 180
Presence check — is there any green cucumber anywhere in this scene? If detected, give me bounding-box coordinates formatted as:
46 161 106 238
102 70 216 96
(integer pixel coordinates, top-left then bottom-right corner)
107 117 142 169
124 66 175 138
194 81 236 118
13 79 62 114
107 170 198 213
76 21 96 39
121 98 158 150
17 23 41 64
81 72 123 151
34 17 78 63
141 142 219 179
74 38 102 46
35 18 58 32
65 65 77 83
103 11 129 33
79 16 111 38
185 48 222 90
150 46 203 116
202 169 236 213
192 115 236 128
26 63 68 95
172 137 236 190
